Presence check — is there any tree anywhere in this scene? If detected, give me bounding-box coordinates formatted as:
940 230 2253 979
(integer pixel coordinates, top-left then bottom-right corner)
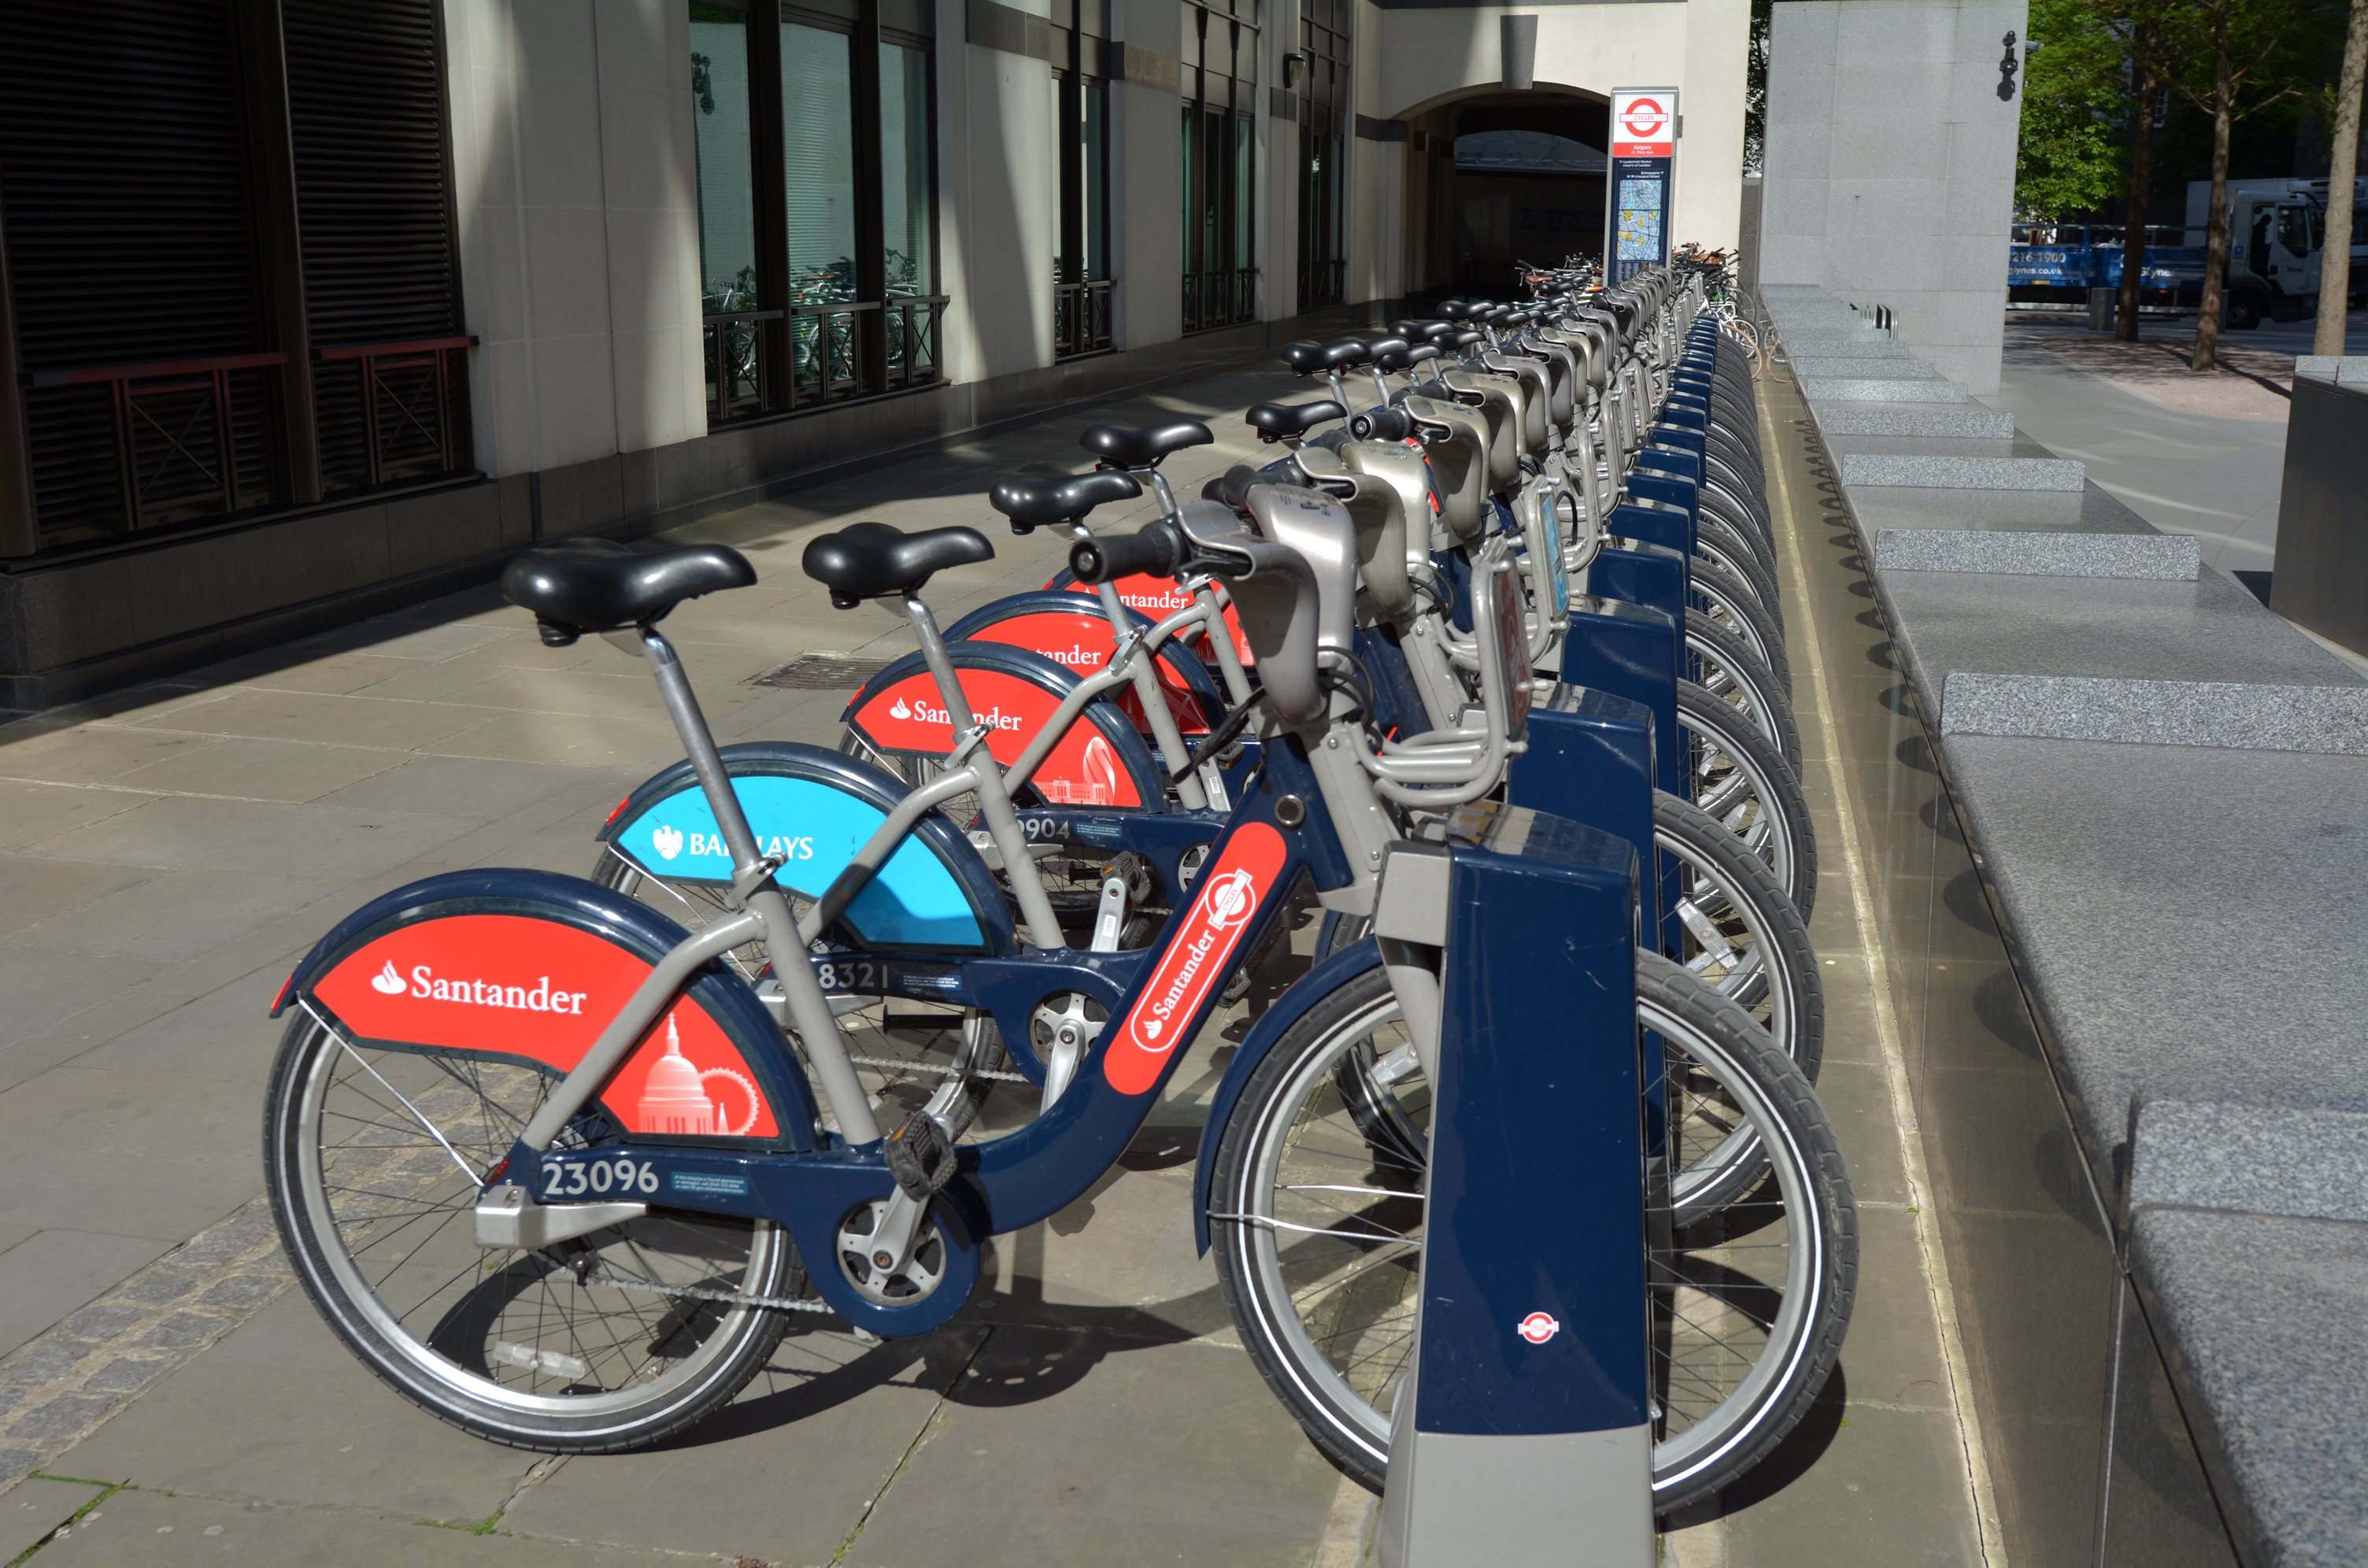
2132 0 2326 371
2314 0 2366 356
2016 0 2131 220
2116 18 2159 342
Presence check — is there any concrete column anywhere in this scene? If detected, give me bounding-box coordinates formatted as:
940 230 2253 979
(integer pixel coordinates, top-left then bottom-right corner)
1112 0 1184 348
1763 0 2026 393
446 0 707 483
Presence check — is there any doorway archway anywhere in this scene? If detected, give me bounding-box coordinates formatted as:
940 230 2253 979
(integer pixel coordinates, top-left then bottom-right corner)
1397 87 1608 300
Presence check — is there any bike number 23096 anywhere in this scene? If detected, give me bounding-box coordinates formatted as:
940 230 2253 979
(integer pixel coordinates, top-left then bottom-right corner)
542 1157 660 1198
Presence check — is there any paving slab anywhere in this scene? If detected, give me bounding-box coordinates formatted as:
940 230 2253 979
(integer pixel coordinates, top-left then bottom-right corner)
0 1068 263 1241
61 1292 542 1524
842 1327 1344 1568
0 1474 104 1559
501 1326 986 1566
0 783 158 852
18 793 484 881
31 1485 688 1566
0 1231 177 1359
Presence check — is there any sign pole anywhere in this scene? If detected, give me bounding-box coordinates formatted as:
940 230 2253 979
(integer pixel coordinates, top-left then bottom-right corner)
1605 88 1678 284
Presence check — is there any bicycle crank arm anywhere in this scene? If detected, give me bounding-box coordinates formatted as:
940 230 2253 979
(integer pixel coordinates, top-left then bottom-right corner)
473 1183 648 1249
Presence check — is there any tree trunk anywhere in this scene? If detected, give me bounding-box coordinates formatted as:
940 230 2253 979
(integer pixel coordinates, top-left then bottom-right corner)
2192 17 2236 373
2118 33 2156 343
2314 0 2368 357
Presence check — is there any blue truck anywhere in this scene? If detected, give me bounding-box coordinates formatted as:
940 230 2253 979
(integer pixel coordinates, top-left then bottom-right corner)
2009 179 2368 328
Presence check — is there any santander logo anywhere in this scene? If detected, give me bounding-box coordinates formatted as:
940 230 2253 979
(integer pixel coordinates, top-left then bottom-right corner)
371 960 407 995
1102 823 1286 1094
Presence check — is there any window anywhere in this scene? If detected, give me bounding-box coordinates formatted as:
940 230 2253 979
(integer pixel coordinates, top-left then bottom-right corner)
689 0 942 427
691 5 760 416
0 0 472 556
1181 0 1259 332
1053 0 1113 359
1294 0 1349 310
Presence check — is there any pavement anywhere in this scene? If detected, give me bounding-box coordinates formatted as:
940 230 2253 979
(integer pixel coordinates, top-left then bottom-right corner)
1996 310 2366 579
0 354 1979 1565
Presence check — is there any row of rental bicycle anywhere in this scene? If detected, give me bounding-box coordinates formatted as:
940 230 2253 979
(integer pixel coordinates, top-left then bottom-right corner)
261 259 1853 1515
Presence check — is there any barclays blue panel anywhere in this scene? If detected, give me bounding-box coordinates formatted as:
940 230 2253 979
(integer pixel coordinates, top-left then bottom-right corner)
616 775 984 946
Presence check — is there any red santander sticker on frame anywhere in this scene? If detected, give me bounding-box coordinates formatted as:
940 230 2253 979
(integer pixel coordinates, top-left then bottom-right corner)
1610 90 1675 157
313 914 779 1140
1102 823 1287 1096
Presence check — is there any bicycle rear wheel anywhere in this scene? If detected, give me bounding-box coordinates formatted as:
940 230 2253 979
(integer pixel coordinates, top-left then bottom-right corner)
1208 956 1856 1512
1677 680 1816 921
264 1011 795 1452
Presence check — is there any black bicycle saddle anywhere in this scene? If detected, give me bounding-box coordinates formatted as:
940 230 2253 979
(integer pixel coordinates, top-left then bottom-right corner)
1245 400 1347 440
1281 338 1370 375
502 538 757 644
988 468 1143 530
1079 420 1215 468
801 521 995 608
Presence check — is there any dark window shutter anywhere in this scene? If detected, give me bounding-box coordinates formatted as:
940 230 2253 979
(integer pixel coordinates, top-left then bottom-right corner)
282 0 468 494
0 2 276 545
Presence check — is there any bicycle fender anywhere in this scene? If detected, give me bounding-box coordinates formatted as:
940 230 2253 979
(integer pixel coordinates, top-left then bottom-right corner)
1042 565 1259 669
842 642 1166 811
944 590 1225 733
1190 935 1389 1256
274 868 821 1152
598 740 1015 956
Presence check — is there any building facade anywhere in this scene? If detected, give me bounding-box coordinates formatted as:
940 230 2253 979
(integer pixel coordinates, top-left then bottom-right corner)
0 0 1745 706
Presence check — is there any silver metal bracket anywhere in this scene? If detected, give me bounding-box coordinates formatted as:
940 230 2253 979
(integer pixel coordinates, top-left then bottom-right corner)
726 852 790 910
473 1184 648 1250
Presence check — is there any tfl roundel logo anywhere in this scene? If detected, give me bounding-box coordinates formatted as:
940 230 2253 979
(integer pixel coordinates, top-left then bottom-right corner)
1515 1311 1561 1345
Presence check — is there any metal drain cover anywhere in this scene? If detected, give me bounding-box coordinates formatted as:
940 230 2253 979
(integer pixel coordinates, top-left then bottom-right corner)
749 653 894 690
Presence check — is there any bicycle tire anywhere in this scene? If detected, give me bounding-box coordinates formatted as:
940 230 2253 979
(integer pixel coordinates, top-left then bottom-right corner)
1208 956 1856 1513
1689 553 1792 697
1686 609 1803 772
1655 789 1823 1082
1691 529 1785 634
265 1009 796 1453
1678 678 1817 921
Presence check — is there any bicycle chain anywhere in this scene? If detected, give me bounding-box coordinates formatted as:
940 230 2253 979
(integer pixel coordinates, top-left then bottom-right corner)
845 1052 1034 1085
587 1268 837 1316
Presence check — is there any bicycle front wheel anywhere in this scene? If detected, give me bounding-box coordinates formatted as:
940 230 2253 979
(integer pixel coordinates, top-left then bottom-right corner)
1208 956 1856 1512
265 1011 795 1453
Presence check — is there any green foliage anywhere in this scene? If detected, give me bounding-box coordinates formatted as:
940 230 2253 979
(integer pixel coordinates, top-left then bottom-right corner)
2017 0 2132 219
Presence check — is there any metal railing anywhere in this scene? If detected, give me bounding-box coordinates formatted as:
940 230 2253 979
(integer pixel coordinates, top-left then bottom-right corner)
703 309 782 426
312 335 476 492
704 297 948 427
1055 281 1114 360
1183 268 1259 333
24 349 289 534
1297 257 1345 311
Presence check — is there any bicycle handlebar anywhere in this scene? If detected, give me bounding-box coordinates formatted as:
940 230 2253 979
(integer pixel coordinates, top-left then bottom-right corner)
1071 522 1184 585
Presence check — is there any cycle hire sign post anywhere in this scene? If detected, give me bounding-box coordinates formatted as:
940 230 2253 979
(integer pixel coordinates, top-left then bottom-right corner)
1606 89 1677 286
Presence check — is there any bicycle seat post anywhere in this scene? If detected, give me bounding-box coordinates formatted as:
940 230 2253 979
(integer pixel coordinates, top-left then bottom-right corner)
901 592 1071 949
636 623 883 1146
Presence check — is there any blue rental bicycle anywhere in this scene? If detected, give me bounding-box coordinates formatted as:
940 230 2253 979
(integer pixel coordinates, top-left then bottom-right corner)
264 319 1851 1518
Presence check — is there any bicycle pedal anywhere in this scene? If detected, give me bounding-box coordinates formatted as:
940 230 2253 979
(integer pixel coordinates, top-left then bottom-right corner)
883 1110 957 1201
